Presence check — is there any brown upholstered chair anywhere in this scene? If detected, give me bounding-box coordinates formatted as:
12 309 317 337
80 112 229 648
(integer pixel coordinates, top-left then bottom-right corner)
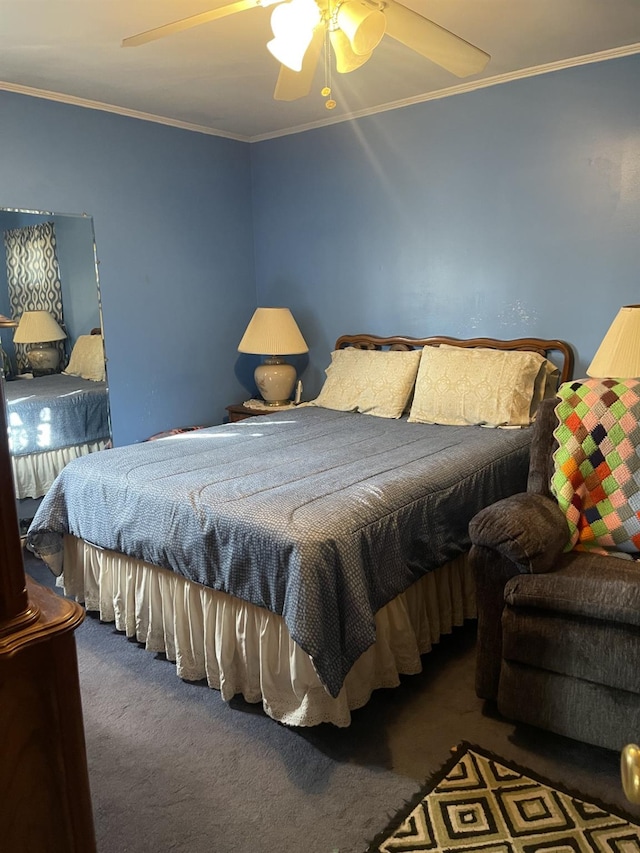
469 397 640 752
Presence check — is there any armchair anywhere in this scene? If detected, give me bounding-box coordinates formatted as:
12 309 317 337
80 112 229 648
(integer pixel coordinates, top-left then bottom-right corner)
469 397 640 752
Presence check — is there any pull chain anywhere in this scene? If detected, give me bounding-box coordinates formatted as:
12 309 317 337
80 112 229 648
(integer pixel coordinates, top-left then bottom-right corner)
321 2 336 109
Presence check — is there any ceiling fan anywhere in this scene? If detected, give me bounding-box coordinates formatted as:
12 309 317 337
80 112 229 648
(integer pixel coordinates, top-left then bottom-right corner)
123 0 490 109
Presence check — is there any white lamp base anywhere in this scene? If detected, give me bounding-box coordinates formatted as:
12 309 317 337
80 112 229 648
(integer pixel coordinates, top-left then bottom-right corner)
255 356 296 406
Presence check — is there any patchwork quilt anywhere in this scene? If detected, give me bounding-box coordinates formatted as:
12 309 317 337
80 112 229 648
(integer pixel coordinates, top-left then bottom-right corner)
551 378 640 556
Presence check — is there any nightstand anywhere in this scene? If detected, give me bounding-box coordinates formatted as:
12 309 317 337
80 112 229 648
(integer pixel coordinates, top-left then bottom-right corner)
226 404 273 423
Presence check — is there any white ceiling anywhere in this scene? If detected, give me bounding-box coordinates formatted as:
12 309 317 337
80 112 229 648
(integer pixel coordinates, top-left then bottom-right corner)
1 0 639 141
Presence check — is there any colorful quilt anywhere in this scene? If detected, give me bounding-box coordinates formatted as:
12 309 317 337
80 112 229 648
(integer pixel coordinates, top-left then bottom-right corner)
551 378 640 556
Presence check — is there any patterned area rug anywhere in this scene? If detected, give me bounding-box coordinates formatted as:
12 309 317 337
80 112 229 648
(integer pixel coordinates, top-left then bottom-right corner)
366 743 640 852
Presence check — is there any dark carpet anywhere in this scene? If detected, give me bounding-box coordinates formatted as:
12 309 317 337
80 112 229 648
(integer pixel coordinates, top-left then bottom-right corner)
25 552 640 853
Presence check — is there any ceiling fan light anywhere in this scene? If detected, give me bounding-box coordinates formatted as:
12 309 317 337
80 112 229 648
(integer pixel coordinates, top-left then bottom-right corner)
268 0 319 71
336 1 385 56
329 28 371 73
267 32 314 72
270 0 320 40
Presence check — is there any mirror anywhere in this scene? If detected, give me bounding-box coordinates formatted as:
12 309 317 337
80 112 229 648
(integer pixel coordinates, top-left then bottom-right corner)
0 208 111 531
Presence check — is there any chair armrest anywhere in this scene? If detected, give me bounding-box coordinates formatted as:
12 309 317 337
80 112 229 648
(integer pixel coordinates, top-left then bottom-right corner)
469 492 569 574
469 493 569 700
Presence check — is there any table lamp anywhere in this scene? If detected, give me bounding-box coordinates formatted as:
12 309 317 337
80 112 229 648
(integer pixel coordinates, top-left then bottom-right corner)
13 310 67 373
587 305 640 378
238 307 308 405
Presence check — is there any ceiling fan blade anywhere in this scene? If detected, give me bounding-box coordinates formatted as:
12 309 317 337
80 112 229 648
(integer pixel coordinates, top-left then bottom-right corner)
122 0 263 47
273 26 323 101
383 1 490 77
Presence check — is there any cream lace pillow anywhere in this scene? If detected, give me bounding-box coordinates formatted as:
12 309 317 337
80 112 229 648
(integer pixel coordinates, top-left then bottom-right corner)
436 343 559 421
63 334 106 382
311 347 421 419
408 346 547 427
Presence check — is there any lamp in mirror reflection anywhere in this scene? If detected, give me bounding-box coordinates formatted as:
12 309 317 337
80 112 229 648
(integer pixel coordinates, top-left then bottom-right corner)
13 310 67 375
587 304 640 379
238 307 308 405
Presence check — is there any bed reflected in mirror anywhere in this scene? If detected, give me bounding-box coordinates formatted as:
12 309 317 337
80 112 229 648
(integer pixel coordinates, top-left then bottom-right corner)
0 207 111 531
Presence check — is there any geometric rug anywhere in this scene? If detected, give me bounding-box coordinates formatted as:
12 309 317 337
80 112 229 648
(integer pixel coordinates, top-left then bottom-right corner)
366 743 640 852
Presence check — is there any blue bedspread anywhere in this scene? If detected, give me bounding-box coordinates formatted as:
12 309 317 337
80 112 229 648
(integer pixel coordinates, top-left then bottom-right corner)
28 407 531 697
6 373 110 455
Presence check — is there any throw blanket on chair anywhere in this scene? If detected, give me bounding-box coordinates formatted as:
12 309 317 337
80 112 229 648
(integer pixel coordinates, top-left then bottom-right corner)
551 378 640 557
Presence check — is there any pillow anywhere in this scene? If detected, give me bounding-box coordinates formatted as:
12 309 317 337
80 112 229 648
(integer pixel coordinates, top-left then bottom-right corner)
408 345 547 427
63 334 106 382
438 344 559 421
311 347 422 419
434 344 558 419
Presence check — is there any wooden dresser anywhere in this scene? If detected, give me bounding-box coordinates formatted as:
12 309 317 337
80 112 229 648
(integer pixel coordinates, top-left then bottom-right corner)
0 380 96 852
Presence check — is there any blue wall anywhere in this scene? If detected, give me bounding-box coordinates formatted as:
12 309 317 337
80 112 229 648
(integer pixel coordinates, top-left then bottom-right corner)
251 54 640 395
0 91 256 445
2 53 639 441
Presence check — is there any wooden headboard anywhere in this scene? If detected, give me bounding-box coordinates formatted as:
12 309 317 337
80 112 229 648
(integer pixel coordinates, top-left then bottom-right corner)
334 334 574 384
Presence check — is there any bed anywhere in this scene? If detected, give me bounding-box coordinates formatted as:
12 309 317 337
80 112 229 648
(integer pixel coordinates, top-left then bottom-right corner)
27 333 573 727
6 332 110 500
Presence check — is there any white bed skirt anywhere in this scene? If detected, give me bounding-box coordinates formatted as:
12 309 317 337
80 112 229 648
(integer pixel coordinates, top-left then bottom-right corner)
60 535 477 727
13 440 108 500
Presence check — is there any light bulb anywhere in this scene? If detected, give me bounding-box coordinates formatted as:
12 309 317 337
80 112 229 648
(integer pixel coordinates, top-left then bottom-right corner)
268 0 321 72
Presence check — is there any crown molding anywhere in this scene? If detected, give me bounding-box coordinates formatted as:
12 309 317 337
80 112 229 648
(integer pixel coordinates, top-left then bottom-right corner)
1 41 639 144
252 42 640 141
0 81 250 142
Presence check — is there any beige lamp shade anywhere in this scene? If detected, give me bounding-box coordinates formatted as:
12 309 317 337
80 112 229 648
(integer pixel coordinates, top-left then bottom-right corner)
587 305 640 379
238 307 308 406
238 307 308 355
14 310 66 344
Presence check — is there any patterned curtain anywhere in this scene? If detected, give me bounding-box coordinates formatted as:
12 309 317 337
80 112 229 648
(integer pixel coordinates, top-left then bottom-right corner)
3 222 66 372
